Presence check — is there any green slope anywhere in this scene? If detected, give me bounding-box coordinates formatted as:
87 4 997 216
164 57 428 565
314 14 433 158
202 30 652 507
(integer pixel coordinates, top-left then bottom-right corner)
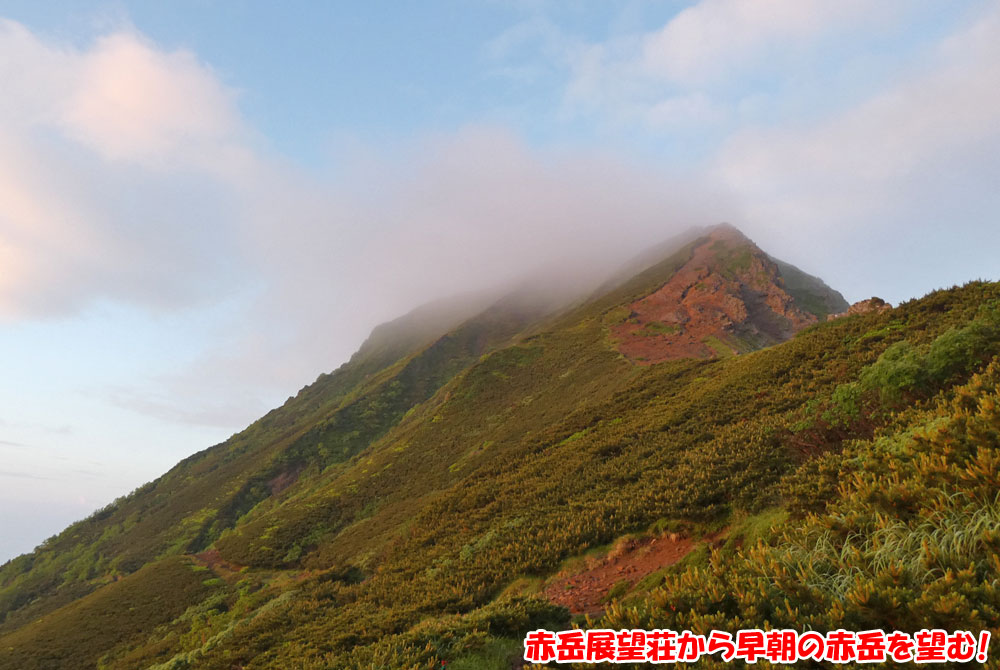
771 255 850 318
0 556 224 670
0 289 557 636
2 228 998 669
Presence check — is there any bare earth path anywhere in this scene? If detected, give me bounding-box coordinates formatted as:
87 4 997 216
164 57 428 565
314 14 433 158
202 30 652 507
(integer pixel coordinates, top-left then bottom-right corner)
543 533 721 615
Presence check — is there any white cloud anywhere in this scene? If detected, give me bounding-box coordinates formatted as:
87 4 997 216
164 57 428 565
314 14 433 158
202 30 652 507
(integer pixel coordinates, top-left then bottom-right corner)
0 20 76 124
716 3 1000 224
712 2 1000 300
0 20 249 319
505 0 1000 302
640 0 895 85
62 32 244 166
154 125 739 423
0 20 244 167
644 92 727 128
0 18 739 428
4 3 999 427
549 0 908 130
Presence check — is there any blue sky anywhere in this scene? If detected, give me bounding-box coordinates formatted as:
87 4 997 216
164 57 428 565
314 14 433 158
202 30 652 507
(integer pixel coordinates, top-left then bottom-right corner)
1 0 999 561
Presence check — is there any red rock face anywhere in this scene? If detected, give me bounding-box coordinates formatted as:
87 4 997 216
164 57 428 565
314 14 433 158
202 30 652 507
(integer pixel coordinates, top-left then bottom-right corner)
611 227 817 364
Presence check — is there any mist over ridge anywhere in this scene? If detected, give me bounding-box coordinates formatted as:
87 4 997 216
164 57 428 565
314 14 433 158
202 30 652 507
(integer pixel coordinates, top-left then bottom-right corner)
1 1 999 629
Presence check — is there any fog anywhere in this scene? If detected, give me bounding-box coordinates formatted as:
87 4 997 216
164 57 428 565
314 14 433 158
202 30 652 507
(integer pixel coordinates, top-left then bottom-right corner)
3 2 1000 561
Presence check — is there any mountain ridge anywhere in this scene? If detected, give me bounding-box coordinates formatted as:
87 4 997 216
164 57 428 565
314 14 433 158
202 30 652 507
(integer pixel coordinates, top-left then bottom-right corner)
2 225 998 670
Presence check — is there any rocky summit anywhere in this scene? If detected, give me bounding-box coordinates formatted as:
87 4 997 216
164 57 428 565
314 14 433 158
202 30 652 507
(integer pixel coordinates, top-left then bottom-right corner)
611 225 845 363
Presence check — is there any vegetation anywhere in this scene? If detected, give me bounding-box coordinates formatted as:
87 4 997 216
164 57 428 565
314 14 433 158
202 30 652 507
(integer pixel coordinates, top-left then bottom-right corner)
771 256 850 319
0 556 222 670
0 227 997 669
600 358 1000 667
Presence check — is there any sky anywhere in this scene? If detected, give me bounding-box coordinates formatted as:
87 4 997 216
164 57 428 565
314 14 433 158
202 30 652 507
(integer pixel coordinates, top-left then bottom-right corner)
1 0 999 562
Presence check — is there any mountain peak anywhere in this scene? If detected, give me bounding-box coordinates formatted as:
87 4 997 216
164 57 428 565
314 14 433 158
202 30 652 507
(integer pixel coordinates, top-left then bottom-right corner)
610 227 844 363
705 221 750 240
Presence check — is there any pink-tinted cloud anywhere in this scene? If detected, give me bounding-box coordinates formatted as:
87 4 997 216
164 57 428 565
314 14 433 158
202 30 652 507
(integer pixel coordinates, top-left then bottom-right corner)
62 32 243 166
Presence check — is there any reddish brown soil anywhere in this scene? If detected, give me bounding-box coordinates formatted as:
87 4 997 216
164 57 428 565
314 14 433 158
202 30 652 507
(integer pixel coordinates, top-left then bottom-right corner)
543 533 717 615
193 549 244 579
611 226 816 364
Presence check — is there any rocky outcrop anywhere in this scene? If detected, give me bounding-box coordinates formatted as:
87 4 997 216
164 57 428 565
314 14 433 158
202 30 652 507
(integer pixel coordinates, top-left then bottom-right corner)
611 226 821 363
827 297 892 321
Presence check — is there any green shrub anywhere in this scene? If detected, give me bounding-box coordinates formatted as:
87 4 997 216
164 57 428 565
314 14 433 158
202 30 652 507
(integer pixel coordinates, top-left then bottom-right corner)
858 340 926 403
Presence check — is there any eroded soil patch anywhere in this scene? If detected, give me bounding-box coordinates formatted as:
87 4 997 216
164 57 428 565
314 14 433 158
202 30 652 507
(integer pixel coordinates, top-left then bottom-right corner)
192 549 245 580
611 227 815 364
543 533 718 615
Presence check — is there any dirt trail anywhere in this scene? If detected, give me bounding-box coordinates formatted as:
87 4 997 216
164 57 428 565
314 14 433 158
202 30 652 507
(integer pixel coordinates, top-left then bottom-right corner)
543 533 718 615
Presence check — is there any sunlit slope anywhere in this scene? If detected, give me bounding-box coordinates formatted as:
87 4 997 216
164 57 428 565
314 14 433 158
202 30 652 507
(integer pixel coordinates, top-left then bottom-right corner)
131 281 997 669
601 355 1000 658
5 227 989 670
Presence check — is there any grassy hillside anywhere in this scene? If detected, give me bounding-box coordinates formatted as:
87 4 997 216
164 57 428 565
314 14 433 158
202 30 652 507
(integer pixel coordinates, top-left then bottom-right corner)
0 556 224 669
0 290 556 637
1 229 997 669
771 256 850 318
601 355 1000 654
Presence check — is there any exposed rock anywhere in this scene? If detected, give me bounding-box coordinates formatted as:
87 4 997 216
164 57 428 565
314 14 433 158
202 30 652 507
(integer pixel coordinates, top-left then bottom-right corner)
827 297 892 321
611 225 820 364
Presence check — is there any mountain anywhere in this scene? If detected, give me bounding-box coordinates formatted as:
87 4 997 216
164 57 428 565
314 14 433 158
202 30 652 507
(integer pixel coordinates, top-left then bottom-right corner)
1 224 998 669
609 224 846 362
